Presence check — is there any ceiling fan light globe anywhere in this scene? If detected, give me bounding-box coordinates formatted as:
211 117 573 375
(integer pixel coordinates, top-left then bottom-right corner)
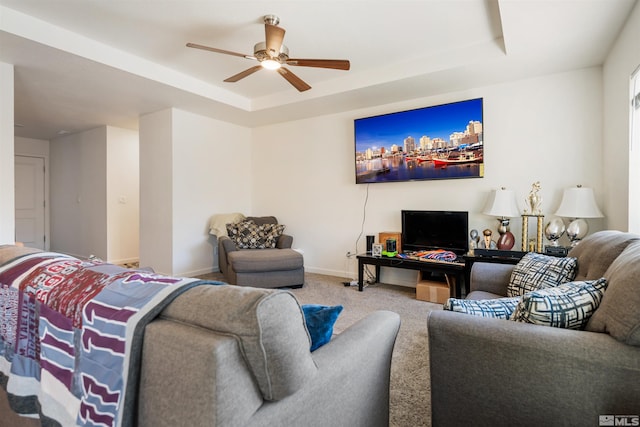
261 59 281 70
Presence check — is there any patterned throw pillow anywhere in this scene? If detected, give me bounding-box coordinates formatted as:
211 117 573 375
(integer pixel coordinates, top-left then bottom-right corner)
511 278 608 329
261 223 286 248
443 297 521 319
226 220 285 249
507 253 578 297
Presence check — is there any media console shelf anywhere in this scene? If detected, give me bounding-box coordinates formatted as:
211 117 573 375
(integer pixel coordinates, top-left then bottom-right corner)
356 254 466 297
463 250 527 290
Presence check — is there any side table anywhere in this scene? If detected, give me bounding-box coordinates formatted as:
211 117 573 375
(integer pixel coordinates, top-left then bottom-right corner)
463 250 527 293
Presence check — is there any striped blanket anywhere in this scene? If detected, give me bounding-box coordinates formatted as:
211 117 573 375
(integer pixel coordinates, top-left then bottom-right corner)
0 251 221 426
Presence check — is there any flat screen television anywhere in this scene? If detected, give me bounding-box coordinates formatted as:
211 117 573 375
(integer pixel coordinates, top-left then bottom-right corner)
401 210 469 255
354 98 483 184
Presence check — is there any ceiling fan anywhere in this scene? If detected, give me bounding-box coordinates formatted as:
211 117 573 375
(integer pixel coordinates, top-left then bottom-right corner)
186 15 350 92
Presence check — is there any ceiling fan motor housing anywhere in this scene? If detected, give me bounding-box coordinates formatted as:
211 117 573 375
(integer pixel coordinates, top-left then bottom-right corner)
254 42 289 63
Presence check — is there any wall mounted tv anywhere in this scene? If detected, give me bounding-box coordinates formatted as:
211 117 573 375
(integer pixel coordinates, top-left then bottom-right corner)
354 98 483 184
401 210 469 255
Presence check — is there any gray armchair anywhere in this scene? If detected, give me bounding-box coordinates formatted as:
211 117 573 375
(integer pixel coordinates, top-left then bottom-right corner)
218 216 304 288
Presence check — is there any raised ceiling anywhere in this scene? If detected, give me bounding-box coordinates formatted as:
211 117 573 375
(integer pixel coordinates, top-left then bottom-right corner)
0 0 636 140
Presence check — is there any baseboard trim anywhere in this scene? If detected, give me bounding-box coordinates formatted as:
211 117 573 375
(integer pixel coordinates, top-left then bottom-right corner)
179 266 216 278
305 266 353 279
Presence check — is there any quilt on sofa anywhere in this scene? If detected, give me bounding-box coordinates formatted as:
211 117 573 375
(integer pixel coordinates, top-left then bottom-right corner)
0 251 221 427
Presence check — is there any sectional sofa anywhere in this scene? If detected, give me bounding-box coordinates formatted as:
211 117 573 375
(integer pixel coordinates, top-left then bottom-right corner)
428 230 640 426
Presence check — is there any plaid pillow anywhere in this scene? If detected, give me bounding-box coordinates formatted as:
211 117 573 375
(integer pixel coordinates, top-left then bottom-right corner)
511 278 607 329
443 297 520 319
507 253 578 297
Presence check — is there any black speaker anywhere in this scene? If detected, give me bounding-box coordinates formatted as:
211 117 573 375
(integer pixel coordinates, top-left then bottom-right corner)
386 238 396 253
366 235 375 253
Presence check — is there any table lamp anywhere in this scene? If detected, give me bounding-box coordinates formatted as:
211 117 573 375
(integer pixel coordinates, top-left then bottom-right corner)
483 187 520 250
554 185 603 246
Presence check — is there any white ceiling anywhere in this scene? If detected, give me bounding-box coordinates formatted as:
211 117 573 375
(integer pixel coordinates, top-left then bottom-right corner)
0 0 636 140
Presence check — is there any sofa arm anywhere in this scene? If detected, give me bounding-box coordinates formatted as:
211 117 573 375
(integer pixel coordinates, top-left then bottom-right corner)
217 235 237 274
277 234 293 249
249 310 401 427
219 235 237 253
427 310 640 427
468 262 514 296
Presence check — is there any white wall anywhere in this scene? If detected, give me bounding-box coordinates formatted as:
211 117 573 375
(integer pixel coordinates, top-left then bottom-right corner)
603 0 640 232
139 108 252 276
15 136 50 249
50 127 108 258
106 126 139 264
50 125 138 261
0 62 14 244
252 68 605 278
172 109 252 276
139 109 173 273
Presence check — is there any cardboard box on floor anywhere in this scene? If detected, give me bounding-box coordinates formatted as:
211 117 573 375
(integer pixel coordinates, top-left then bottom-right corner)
416 279 451 304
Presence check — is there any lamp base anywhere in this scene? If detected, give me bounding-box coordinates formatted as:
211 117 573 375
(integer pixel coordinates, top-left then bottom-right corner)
544 245 570 256
497 230 515 250
566 218 588 247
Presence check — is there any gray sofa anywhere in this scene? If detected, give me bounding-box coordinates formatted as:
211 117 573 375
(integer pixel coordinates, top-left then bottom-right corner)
139 285 400 426
218 216 305 288
428 230 640 426
0 245 400 427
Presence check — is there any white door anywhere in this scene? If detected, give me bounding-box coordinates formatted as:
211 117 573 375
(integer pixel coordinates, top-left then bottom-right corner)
15 156 46 249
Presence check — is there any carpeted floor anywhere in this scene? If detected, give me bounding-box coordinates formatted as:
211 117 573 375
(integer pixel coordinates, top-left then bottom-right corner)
197 271 442 427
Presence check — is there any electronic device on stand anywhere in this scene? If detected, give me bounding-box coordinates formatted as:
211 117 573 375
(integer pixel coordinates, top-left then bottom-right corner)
381 238 398 257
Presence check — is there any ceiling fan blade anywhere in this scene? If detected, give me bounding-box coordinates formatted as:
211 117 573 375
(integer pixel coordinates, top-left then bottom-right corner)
186 42 255 60
286 58 350 70
277 67 311 92
265 24 285 57
224 65 263 82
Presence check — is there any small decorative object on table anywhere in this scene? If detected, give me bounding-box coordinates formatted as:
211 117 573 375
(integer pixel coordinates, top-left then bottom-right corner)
480 229 497 249
468 229 480 255
520 181 545 252
544 216 569 256
524 181 543 215
372 243 383 257
521 214 545 252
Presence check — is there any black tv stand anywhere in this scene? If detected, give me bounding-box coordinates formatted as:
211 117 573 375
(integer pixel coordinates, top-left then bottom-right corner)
463 250 527 290
356 253 465 297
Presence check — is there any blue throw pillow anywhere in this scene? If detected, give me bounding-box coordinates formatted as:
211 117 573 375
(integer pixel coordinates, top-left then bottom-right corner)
301 304 343 351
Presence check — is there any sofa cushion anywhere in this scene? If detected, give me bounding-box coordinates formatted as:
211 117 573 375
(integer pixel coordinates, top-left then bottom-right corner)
506 253 577 297
586 240 640 346
228 248 303 272
227 220 285 249
443 297 520 319
159 284 317 401
567 230 640 281
511 278 607 329
302 304 343 351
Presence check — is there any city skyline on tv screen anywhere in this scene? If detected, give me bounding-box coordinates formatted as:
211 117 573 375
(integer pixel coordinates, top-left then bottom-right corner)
354 98 483 184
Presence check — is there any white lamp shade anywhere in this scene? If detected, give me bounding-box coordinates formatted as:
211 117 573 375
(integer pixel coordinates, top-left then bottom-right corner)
483 188 520 218
554 186 604 218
